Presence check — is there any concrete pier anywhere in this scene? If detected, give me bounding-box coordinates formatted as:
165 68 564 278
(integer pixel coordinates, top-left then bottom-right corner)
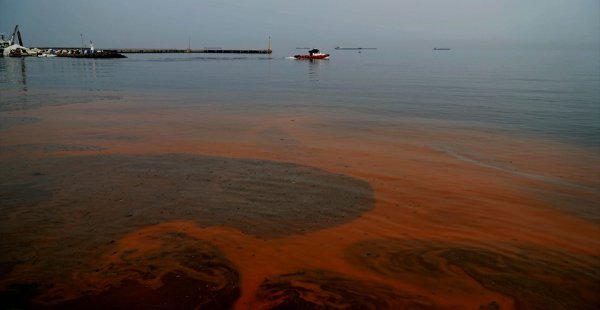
35 48 272 54
117 48 272 54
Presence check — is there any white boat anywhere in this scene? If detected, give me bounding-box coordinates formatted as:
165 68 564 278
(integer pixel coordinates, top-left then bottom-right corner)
0 34 10 56
3 44 38 57
1 25 38 57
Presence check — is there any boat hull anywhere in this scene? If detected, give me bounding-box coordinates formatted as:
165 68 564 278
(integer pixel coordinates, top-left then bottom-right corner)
294 54 329 60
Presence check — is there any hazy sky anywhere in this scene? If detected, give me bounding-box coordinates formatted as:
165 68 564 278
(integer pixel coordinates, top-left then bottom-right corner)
1 0 598 50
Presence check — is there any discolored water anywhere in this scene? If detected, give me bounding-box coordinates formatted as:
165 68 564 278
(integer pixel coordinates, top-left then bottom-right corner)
1 48 599 309
1 48 598 145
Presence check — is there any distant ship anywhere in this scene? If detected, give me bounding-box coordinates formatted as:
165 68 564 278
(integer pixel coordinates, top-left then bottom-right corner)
335 47 377 50
433 48 451 51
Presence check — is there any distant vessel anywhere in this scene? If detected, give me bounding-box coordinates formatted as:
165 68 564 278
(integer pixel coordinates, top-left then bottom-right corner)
335 47 377 50
294 48 329 60
433 48 451 51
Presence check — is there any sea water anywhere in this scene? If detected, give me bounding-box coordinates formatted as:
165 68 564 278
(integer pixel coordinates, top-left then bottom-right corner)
1 47 600 308
1 47 598 147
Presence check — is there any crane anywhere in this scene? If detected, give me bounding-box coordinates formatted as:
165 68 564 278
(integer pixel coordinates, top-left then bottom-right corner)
9 25 24 46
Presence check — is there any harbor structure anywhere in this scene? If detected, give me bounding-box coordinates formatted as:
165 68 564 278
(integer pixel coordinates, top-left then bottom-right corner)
113 48 272 54
1 25 39 57
4 27 272 56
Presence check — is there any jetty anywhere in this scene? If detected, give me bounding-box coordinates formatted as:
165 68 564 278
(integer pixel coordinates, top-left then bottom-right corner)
116 48 272 54
108 37 272 54
27 36 274 55
34 47 272 54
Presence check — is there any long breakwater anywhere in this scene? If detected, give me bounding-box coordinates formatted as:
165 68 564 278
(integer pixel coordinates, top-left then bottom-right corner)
35 48 273 54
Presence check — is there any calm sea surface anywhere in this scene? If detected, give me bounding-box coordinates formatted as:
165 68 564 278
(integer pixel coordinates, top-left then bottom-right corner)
1 48 599 146
1 48 599 309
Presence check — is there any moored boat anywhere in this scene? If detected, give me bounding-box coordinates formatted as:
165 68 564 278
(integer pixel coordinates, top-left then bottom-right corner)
1 25 38 57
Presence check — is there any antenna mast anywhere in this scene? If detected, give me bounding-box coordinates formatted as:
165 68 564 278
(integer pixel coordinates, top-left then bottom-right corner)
268 36 272 52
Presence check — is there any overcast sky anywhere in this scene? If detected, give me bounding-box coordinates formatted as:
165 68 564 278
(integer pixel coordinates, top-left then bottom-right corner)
1 0 598 50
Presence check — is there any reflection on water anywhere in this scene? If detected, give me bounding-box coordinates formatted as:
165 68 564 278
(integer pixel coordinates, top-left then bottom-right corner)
67 58 102 85
89 58 97 80
1 49 599 145
307 59 321 82
0 56 121 111
0 57 116 93
292 58 327 84
0 58 27 92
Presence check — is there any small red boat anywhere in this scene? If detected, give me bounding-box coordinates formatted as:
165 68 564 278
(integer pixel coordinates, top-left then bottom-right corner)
294 48 329 60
